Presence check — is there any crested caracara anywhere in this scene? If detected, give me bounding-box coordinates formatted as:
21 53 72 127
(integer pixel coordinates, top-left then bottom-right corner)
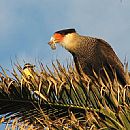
48 28 127 86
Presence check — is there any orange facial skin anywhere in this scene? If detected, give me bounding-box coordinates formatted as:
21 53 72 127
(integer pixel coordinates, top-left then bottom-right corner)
48 33 64 50
53 33 64 43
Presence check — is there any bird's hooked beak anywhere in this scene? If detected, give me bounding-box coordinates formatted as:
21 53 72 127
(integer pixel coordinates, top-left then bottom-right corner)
48 36 57 50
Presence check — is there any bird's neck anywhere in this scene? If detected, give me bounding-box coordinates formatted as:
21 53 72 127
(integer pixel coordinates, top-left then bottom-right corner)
61 33 81 52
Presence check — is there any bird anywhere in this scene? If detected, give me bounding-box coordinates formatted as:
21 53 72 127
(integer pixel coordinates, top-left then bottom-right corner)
48 28 127 86
22 63 36 83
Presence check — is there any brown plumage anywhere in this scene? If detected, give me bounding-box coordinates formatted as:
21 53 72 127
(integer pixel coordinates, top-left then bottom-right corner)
48 28 127 85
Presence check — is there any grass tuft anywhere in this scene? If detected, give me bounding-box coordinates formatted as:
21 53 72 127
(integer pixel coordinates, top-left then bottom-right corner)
0 61 130 129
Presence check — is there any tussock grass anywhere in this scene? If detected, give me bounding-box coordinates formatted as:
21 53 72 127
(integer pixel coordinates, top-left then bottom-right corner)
0 61 130 130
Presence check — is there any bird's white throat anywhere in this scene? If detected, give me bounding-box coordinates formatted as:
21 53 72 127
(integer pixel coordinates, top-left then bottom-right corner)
61 33 80 51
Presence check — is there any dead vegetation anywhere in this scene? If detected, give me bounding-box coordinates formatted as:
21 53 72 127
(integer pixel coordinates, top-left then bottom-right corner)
0 61 130 130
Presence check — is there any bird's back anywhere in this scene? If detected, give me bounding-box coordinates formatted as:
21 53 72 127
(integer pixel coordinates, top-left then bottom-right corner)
48 28 127 85
73 36 126 85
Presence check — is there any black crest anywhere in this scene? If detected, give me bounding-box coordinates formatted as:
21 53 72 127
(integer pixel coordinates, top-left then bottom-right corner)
55 28 76 35
23 63 35 69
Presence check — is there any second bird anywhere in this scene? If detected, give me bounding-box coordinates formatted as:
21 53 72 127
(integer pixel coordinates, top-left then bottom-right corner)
48 28 127 86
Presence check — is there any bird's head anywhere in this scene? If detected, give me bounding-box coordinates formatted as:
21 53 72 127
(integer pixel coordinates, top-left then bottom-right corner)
48 28 76 50
23 63 35 70
22 63 36 79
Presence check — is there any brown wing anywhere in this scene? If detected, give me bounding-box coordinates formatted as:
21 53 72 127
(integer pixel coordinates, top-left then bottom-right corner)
96 39 126 85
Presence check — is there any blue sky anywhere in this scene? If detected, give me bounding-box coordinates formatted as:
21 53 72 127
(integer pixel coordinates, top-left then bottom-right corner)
0 0 130 71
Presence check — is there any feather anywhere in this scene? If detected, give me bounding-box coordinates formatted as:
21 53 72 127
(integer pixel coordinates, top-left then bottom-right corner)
49 29 127 86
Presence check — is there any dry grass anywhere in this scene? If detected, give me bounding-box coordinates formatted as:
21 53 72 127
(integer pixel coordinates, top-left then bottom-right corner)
0 61 130 130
